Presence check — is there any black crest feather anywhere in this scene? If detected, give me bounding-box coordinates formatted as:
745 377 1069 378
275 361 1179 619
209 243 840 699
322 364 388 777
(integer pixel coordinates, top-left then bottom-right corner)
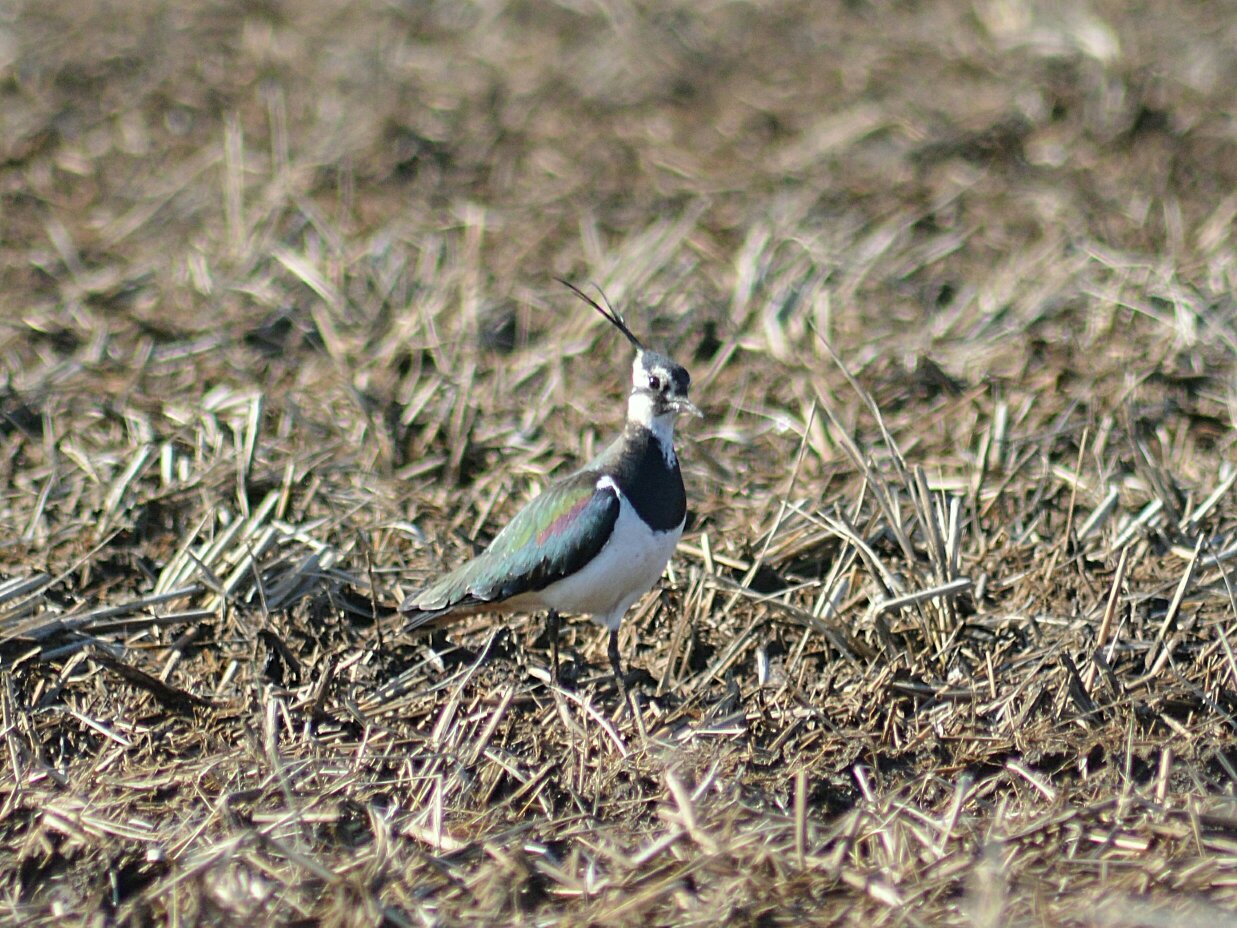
556 278 645 351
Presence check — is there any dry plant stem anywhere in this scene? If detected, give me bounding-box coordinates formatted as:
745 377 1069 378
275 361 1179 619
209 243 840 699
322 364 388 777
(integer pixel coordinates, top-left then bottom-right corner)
2 2 1236 925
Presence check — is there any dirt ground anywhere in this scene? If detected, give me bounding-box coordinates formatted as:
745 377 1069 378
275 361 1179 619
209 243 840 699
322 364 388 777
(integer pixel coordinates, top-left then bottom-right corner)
2 1 1236 925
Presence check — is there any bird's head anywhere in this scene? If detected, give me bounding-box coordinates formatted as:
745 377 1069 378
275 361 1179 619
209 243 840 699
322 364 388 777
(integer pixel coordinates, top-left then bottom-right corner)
556 279 701 432
627 349 700 427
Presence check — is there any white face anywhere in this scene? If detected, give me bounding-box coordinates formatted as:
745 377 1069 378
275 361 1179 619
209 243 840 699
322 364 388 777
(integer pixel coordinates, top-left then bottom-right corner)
626 352 698 439
626 390 678 465
627 390 668 428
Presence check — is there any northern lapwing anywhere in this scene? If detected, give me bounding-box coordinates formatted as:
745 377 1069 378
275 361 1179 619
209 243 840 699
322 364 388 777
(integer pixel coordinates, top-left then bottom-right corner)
399 281 699 702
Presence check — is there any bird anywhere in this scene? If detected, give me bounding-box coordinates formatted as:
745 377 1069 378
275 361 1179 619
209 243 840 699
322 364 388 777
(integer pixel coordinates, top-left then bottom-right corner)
399 280 700 703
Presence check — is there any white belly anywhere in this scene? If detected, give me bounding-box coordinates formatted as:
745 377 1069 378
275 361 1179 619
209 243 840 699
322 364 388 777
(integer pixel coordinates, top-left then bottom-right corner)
520 492 683 630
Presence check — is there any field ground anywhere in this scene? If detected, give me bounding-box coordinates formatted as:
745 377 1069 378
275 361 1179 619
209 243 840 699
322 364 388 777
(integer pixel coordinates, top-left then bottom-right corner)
2 1 1237 925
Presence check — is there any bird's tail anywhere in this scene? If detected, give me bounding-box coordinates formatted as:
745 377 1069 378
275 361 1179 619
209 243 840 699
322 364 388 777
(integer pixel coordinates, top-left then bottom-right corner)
399 586 493 632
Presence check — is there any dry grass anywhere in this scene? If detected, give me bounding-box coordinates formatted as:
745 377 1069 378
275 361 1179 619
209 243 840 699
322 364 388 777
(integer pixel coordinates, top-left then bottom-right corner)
2 1 1237 925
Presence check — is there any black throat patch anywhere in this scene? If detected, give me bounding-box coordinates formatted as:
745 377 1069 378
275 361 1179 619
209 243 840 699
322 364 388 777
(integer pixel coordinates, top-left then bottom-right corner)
608 425 687 532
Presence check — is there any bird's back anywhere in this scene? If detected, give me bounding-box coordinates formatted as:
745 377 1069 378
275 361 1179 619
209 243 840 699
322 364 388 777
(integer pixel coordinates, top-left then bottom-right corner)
399 424 684 627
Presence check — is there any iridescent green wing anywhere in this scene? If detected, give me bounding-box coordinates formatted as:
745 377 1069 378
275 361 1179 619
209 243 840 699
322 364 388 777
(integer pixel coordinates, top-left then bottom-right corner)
400 471 619 620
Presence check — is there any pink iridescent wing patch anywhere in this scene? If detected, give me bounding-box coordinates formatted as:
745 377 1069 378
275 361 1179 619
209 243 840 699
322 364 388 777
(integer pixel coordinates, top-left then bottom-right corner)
537 491 597 545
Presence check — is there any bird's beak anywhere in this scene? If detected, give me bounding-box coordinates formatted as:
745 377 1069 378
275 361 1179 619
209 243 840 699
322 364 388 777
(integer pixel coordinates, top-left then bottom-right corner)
674 397 703 419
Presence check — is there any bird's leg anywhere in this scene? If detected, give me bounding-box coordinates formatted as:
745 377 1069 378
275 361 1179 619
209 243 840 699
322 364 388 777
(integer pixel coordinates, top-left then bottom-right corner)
607 627 629 710
547 609 560 683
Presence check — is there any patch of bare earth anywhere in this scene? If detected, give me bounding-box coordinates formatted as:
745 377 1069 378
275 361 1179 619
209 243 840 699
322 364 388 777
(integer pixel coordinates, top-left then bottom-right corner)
1 1 1235 925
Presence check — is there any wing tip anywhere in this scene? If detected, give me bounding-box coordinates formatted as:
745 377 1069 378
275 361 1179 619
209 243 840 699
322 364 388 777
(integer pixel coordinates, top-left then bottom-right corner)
399 587 499 631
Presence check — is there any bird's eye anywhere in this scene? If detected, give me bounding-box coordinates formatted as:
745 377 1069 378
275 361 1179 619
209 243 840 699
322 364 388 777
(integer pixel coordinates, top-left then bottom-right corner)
648 374 662 390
